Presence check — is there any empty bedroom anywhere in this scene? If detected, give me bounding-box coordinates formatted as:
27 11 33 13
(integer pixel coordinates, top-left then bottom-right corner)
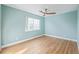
0 4 79 54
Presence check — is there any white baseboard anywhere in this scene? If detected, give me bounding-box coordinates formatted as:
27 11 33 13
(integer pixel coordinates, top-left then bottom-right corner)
2 34 43 48
44 34 77 42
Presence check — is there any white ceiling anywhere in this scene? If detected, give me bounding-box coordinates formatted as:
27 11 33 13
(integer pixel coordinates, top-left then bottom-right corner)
5 4 79 16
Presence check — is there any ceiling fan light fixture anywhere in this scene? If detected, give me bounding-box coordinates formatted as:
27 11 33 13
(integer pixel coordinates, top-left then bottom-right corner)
40 9 56 16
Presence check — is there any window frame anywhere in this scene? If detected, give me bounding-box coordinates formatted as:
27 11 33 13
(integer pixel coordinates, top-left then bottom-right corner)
25 16 40 32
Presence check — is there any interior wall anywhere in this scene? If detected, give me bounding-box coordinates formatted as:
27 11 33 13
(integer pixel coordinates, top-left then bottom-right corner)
2 5 45 46
0 4 1 50
77 8 79 47
45 11 77 40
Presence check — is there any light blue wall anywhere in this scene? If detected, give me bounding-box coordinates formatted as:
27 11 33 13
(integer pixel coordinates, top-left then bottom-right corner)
0 5 1 47
45 11 77 40
78 9 79 40
2 5 45 46
77 8 79 46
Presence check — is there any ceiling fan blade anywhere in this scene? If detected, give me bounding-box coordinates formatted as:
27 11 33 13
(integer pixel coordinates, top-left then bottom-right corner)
46 12 56 14
40 11 45 13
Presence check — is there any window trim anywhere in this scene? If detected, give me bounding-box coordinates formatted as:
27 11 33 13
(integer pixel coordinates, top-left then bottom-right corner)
25 16 40 32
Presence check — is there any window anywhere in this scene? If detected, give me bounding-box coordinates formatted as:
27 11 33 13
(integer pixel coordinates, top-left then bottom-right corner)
25 17 40 32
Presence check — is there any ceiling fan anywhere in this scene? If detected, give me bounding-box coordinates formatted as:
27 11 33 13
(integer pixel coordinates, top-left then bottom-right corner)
40 9 56 16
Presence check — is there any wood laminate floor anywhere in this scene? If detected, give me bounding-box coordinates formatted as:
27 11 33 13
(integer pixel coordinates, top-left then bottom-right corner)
1 36 78 54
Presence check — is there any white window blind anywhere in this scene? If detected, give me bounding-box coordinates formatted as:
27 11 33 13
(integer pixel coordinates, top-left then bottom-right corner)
25 17 40 32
